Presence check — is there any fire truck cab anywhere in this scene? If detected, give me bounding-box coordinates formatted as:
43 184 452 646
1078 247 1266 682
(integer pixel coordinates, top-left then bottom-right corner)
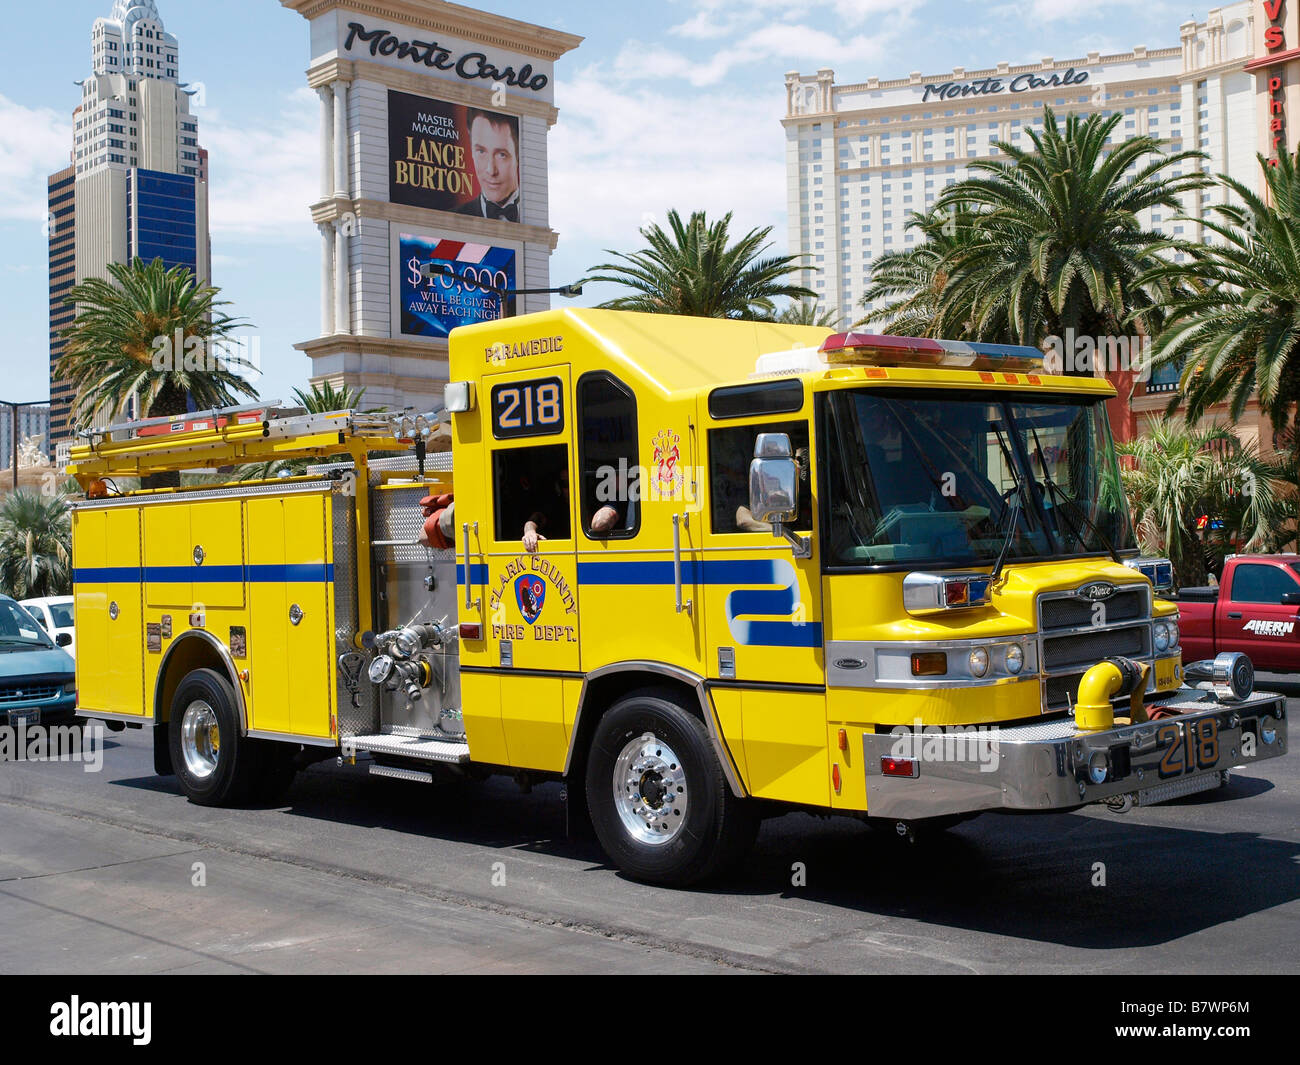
67 309 1290 885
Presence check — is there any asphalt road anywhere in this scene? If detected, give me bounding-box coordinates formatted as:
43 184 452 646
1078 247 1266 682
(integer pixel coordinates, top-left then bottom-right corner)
2 682 1298 974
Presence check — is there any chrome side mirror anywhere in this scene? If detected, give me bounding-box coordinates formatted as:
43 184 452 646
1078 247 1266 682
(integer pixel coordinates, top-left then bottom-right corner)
749 433 810 558
749 433 798 524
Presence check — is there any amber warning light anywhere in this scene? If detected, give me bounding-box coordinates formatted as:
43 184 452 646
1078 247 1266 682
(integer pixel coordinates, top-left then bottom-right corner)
819 332 1045 372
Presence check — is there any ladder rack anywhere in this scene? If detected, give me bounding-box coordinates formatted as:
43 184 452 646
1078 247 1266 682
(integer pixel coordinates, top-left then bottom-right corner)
66 400 444 486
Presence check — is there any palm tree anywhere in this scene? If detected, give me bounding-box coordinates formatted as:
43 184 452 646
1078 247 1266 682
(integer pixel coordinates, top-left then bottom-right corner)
768 298 842 328
238 382 377 482
1117 419 1290 587
932 108 1210 360
585 209 817 319
0 489 72 599
292 381 369 414
1136 150 1300 437
855 206 988 337
57 257 257 427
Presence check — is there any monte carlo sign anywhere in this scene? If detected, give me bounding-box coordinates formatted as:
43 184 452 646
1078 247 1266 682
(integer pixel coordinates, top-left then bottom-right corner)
922 66 1089 103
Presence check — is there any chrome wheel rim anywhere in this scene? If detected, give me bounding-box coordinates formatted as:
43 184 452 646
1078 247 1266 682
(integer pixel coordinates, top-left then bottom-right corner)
180 700 221 781
613 731 688 846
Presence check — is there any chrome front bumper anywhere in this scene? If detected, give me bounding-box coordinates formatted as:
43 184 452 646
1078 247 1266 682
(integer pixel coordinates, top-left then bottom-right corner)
862 688 1288 820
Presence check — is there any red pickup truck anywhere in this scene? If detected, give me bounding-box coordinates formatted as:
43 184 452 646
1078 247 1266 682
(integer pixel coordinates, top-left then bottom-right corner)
1174 555 1300 673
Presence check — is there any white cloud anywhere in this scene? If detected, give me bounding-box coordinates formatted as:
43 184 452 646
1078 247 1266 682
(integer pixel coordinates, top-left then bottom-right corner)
615 0 919 87
0 94 74 223
550 67 790 266
198 87 318 244
673 0 903 35
613 24 905 87
992 0 1178 25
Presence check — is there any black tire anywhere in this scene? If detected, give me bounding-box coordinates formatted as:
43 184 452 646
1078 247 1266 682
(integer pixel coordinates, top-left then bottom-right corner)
585 687 757 886
168 668 260 806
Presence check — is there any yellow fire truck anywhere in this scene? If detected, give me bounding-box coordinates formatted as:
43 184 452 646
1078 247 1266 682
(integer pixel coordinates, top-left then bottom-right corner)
68 309 1289 885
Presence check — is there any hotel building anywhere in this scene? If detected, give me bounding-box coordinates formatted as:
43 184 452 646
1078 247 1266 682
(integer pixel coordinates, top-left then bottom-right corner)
783 2 1300 446
282 0 581 413
48 0 210 459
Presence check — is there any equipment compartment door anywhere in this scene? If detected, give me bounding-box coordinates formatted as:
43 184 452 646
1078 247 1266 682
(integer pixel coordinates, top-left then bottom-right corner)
144 499 245 611
244 492 334 739
73 506 145 717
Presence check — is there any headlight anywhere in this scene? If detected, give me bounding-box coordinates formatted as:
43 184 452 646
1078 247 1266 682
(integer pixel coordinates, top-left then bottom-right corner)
1154 621 1169 652
62 680 76 694
1168 618 1179 649
1004 644 1024 674
968 646 990 678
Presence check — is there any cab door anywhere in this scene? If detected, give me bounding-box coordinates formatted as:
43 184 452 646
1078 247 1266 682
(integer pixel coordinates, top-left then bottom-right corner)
698 384 827 807
471 366 579 771
575 385 706 678
1224 561 1300 671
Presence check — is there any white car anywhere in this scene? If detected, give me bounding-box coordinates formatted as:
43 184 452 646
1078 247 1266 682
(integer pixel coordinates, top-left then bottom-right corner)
19 596 75 659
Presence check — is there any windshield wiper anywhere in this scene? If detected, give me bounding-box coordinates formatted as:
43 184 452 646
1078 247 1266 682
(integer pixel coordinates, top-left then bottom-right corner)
990 488 1023 580
1029 425 1121 564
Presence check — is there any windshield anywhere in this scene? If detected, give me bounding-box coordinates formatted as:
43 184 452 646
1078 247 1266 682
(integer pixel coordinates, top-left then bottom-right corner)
823 390 1134 569
0 601 55 649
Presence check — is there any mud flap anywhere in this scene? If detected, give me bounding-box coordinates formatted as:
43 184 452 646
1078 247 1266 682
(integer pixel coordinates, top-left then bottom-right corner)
153 721 174 777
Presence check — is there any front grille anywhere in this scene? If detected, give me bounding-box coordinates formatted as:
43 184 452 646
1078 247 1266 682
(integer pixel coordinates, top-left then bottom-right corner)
1040 586 1146 630
1046 674 1081 710
1042 624 1149 671
1038 582 1153 712
0 684 59 704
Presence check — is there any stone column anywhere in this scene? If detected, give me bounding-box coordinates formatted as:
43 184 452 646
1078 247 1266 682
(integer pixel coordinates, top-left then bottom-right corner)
334 222 350 335
318 86 334 200
320 222 335 335
333 81 350 200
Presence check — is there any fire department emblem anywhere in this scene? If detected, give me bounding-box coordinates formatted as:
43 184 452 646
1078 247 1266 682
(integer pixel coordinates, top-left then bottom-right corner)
515 574 546 624
651 428 682 500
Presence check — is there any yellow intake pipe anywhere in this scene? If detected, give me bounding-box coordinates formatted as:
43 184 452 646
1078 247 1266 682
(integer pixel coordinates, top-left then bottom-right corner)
1074 661 1123 732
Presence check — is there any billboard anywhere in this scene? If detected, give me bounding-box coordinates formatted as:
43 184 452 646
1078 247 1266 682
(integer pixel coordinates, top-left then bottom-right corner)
389 90 522 221
397 232 517 339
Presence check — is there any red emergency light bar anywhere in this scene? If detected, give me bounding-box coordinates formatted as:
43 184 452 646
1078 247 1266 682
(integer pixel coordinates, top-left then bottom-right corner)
819 332 1045 371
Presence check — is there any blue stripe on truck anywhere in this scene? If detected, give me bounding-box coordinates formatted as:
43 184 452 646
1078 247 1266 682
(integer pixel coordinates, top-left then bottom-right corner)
74 565 335 584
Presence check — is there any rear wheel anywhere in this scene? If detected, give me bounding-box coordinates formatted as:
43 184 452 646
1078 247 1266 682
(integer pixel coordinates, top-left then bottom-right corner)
585 688 756 886
169 669 260 806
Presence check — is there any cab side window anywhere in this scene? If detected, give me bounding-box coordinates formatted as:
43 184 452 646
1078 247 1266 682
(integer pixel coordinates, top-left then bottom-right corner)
492 443 571 543
577 373 639 538
709 420 811 534
1231 563 1300 604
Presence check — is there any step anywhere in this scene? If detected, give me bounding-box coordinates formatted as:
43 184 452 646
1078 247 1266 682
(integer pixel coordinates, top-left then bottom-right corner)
368 763 435 784
344 731 470 764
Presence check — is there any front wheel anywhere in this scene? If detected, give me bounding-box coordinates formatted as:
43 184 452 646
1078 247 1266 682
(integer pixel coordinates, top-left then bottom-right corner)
585 689 756 886
168 668 260 806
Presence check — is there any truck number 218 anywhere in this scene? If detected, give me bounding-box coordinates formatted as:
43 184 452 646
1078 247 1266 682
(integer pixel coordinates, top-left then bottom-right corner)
1157 718 1220 778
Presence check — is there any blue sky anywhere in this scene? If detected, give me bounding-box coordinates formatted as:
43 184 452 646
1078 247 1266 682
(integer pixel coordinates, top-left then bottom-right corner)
0 0 1188 407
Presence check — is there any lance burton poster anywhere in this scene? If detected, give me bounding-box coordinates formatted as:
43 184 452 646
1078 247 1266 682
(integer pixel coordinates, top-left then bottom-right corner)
389 90 523 221
398 232 517 338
